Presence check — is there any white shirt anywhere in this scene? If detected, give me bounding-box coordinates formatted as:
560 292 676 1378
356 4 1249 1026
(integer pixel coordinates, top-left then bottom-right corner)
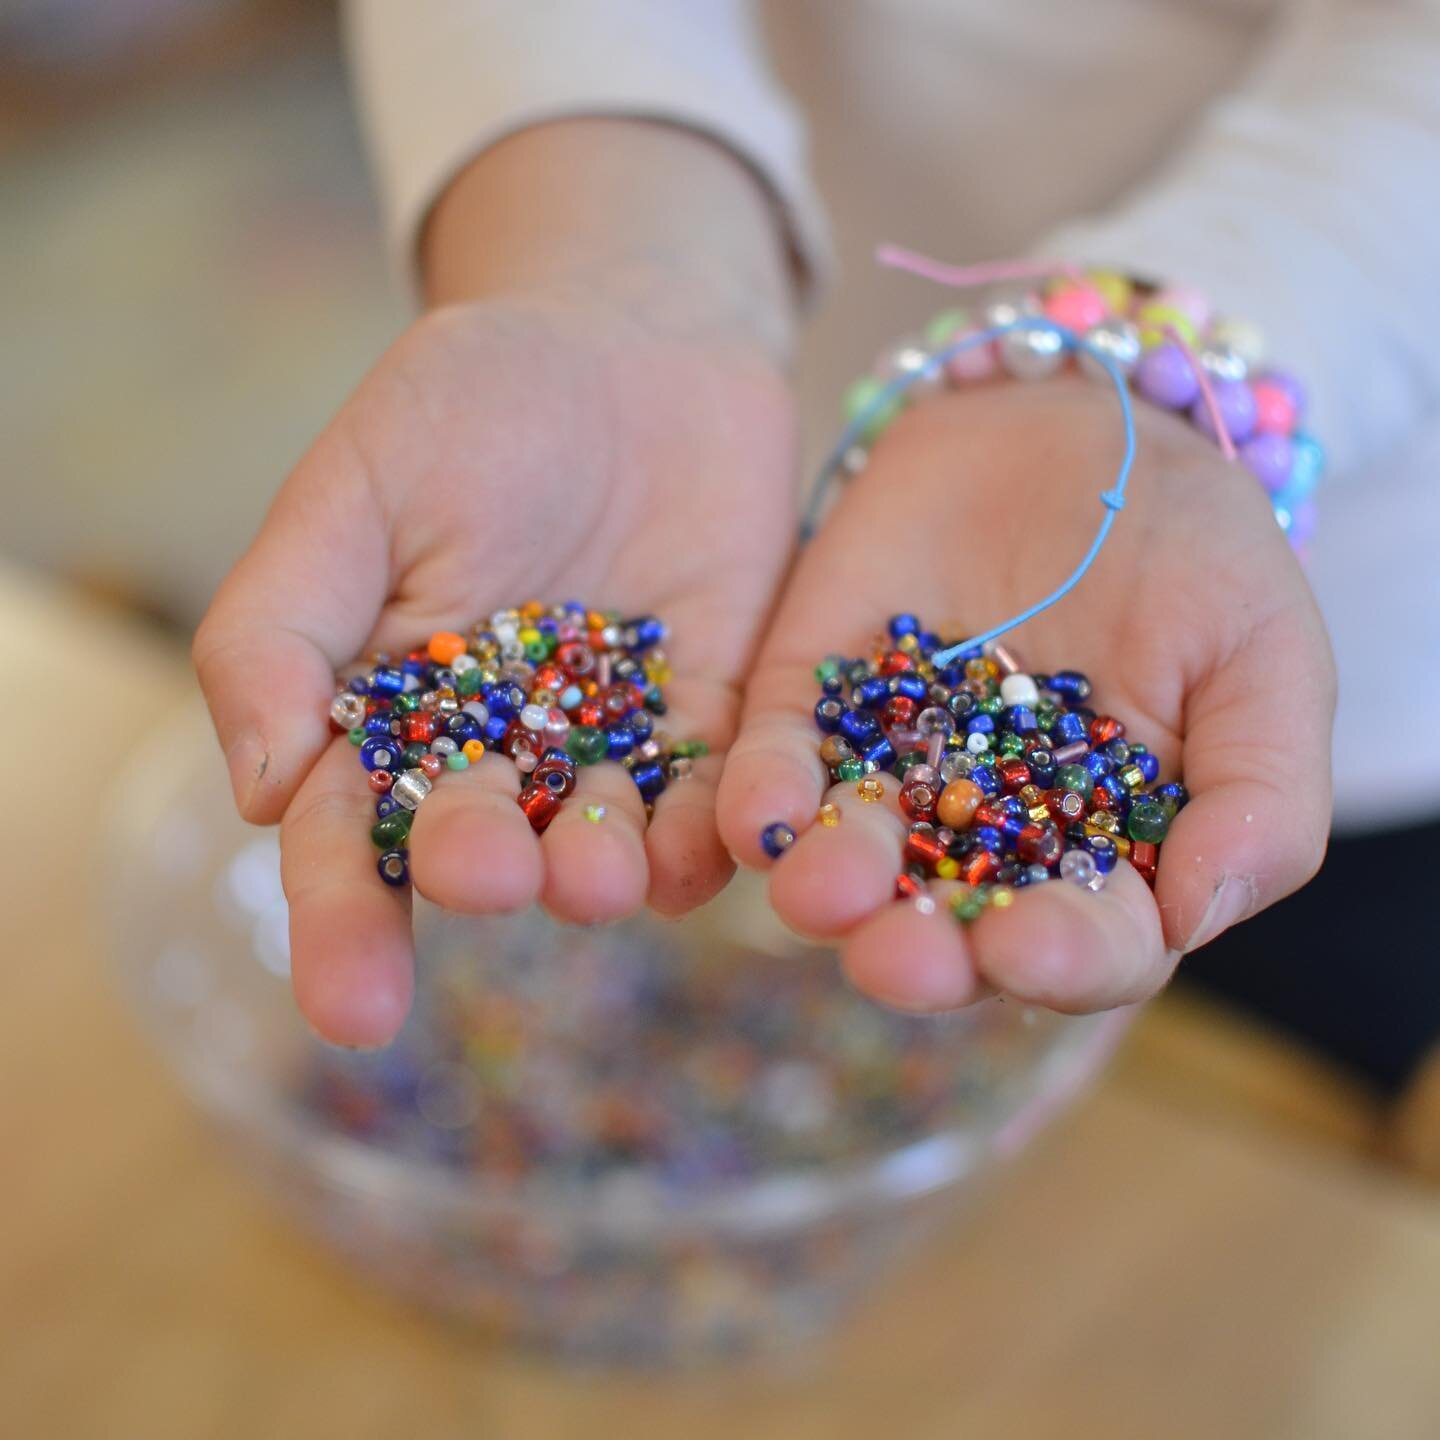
346 0 1440 832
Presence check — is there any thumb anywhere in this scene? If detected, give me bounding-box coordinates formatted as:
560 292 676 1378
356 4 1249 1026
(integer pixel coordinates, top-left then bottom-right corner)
193 431 390 823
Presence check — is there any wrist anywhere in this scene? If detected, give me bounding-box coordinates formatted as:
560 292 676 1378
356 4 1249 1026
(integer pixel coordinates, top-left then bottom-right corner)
421 118 797 365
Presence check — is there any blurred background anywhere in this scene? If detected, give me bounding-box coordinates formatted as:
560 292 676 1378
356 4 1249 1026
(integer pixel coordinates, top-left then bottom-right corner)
2 3 1438 1437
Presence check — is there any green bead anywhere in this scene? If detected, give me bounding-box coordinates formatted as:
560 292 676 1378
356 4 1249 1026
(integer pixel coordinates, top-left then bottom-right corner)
1056 763 1094 800
1035 704 1059 731
924 308 968 348
956 896 984 922
894 752 927 778
1127 799 1171 844
671 739 710 760
978 696 1004 716
814 659 840 684
394 693 420 714
402 742 429 768
370 811 412 850
836 758 865 783
843 376 903 443
524 638 548 663
445 752 469 771
456 669 484 696
347 727 366 746
997 734 1025 758
566 725 610 766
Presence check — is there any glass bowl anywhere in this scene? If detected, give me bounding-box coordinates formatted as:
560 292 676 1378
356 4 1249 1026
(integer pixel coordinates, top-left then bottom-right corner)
105 704 1120 1365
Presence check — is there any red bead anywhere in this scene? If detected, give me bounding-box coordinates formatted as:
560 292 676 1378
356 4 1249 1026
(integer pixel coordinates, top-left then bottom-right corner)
1089 715 1125 745
904 828 946 869
501 720 543 760
532 663 566 692
532 753 578 799
1129 840 1158 885
899 779 938 822
418 753 444 780
403 712 440 744
963 851 1000 886
367 769 394 794
973 800 1008 830
517 785 562 833
894 872 924 900
997 757 1032 793
576 699 606 727
884 695 918 728
1046 789 1087 823
1017 824 1063 867
879 651 914 675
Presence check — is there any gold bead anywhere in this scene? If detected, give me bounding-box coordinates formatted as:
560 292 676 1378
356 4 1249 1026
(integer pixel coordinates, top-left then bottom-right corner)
817 803 842 828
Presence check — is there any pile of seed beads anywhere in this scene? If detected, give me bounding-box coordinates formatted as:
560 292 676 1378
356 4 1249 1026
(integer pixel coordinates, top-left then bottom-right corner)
327 603 704 887
796 614 1186 921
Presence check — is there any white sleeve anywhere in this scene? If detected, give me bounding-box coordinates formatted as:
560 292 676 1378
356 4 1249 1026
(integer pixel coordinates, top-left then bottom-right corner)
343 0 829 299
1038 0 1440 477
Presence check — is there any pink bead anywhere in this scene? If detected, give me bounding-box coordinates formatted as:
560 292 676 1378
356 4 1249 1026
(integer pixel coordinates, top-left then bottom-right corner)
1250 380 1298 436
1043 283 1109 334
945 334 999 382
1152 285 1213 330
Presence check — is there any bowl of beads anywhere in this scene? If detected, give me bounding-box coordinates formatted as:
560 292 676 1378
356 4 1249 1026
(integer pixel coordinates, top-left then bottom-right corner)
107 704 1123 1366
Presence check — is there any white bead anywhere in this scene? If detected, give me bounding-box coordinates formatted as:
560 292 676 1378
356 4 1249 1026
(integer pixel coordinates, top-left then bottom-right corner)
460 700 489 724
519 703 548 731
1199 345 1248 383
965 732 990 754
391 768 433 811
999 325 1066 380
450 653 478 674
1209 317 1265 369
1059 849 1098 888
430 736 458 756
999 673 1041 709
1077 320 1141 380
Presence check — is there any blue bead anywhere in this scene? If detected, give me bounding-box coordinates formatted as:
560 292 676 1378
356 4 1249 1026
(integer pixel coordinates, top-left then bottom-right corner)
359 736 401 772
1051 712 1087 745
973 825 1003 853
917 631 943 653
629 615 666 649
854 676 890 709
370 666 404 698
966 714 995 735
946 691 976 721
446 713 484 745
377 848 410 887
971 764 999 795
814 697 846 733
1098 773 1129 809
1084 750 1114 781
375 796 400 819
400 656 428 677
999 815 1026 841
1137 751 1160 783
629 711 654 742
483 715 509 743
481 682 514 718
1007 705 1038 733
997 795 1026 821
888 613 919 638
348 676 371 695
1049 670 1092 703
605 724 636 760
893 674 928 702
860 735 896 770
1154 780 1188 809
939 663 967 687
1102 738 1131 763
364 713 393 737
821 675 844 697
839 709 879 745
1027 749 1057 788
558 684 584 710
760 821 797 858
630 760 666 803
1085 834 1119 873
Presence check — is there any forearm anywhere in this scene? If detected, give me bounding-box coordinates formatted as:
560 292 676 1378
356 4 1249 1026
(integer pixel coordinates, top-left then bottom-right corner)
422 118 797 363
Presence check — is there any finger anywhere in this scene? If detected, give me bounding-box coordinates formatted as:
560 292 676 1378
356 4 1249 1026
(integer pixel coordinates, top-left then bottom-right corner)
767 778 906 938
841 888 985 1012
716 662 832 868
539 763 650 924
1158 595 1335 955
193 431 390 824
967 860 1170 1012
281 739 414 1048
645 751 734 917
406 752 542 915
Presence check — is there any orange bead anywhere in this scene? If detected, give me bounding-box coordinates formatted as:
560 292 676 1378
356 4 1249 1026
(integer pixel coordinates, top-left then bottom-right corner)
427 630 466 665
462 739 486 763
937 778 983 829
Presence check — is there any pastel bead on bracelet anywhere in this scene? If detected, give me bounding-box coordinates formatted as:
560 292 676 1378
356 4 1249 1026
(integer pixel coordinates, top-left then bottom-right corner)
831 254 1322 551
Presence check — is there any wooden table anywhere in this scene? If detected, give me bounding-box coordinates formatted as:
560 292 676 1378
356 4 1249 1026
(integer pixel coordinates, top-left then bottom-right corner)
4 568 1438 1440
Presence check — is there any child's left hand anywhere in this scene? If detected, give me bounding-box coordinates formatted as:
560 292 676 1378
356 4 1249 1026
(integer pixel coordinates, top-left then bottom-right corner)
717 375 1335 1013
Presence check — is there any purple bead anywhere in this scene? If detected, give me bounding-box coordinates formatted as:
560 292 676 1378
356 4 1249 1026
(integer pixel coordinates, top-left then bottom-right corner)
1189 377 1257 445
1258 368 1306 419
1239 432 1295 494
1135 343 1200 410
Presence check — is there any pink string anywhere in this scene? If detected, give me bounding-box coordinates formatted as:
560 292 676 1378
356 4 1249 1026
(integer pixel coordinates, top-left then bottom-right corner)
875 244 1085 289
1163 323 1236 461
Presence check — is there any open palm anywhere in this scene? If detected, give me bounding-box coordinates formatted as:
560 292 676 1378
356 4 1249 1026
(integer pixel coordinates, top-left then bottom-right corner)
195 294 796 1045
717 376 1334 1014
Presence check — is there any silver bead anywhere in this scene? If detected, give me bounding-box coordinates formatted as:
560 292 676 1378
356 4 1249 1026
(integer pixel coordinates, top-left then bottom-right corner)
430 735 458 756
1077 320 1141 380
998 324 1066 380
1059 849 1098 888
840 444 869 477
1199 345 1248 383
450 653 478 674
983 287 1041 330
881 338 945 401
330 692 366 730
391 768 433 811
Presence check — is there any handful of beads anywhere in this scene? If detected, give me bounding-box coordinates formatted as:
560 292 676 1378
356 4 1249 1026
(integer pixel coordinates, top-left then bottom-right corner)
327 602 704 888
774 614 1185 924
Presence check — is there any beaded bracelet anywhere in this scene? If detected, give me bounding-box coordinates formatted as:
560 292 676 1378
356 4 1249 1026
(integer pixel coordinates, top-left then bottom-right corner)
811 249 1323 553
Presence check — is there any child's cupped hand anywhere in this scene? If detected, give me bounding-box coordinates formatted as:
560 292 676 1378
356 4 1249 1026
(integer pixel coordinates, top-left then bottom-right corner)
716 375 1335 1014
193 291 796 1046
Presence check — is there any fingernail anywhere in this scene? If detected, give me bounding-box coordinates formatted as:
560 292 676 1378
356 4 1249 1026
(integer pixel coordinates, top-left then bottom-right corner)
1184 873 1256 953
226 733 269 814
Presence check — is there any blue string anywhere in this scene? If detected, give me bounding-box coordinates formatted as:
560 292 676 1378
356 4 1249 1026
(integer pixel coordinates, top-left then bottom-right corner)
800 317 1137 667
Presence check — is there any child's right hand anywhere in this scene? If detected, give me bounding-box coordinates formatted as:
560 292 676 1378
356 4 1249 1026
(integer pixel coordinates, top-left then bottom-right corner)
192 122 798 1048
